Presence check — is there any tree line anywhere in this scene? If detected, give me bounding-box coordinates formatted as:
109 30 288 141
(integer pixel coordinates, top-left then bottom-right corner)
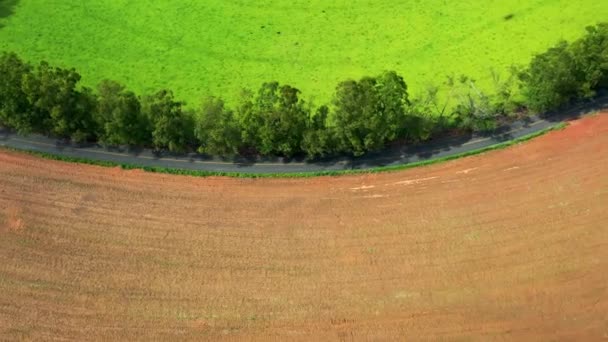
1 23 606 158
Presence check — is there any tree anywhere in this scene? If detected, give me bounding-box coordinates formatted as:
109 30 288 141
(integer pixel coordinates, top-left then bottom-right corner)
236 88 260 152
519 41 579 112
376 70 411 139
21 62 97 141
142 90 194 152
570 23 608 97
301 105 335 158
332 71 410 156
333 77 378 156
238 82 309 156
71 87 99 143
0 52 33 132
195 96 241 155
95 80 151 146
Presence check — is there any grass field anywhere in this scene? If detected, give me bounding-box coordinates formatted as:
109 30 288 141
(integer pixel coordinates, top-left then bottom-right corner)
1 1 607 106
1 114 607 339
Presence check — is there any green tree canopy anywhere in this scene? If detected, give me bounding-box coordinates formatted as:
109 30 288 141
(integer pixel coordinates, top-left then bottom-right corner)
301 105 335 158
239 82 309 157
0 52 33 132
21 62 97 141
95 80 151 146
332 71 409 156
570 23 608 97
519 42 579 112
143 90 194 152
195 96 241 156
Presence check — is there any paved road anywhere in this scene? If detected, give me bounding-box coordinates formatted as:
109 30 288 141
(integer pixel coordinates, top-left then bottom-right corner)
1 97 607 174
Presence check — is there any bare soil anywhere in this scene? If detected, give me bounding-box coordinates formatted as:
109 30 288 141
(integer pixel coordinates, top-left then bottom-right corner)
1 115 607 340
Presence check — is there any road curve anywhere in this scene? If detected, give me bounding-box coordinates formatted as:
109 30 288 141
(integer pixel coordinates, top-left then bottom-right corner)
1 97 607 174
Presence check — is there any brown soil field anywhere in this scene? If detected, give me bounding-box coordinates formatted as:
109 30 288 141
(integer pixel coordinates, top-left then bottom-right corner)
1 114 607 340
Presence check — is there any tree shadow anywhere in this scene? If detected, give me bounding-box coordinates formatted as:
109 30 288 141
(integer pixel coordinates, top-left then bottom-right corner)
0 0 19 29
541 89 608 123
0 126 10 141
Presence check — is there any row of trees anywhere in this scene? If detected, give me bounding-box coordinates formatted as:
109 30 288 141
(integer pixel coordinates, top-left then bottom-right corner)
519 23 608 112
1 23 606 158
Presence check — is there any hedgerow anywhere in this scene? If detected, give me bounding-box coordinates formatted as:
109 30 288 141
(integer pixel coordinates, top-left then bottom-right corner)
1 24 605 159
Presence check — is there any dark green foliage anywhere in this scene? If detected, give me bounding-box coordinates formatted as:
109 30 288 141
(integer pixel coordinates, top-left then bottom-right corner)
195 96 241 155
239 82 309 157
0 52 33 131
332 77 377 155
332 71 409 156
570 23 608 96
519 41 579 112
519 23 608 112
377 71 412 138
95 80 151 146
236 89 259 151
142 90 194 152
301 105 335 158
20 62 97 141
72 87 99 142
0 22 605 159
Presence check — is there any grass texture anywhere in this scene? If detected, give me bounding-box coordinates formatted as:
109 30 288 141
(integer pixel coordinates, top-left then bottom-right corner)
1 1 607 106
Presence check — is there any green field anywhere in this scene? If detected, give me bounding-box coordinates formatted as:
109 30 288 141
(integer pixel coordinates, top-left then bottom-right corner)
1 0 607 106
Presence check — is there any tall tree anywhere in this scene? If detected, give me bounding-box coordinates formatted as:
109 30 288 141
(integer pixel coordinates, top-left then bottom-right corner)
21 62 97 141
238 82 308 156
142 90 194 152
376 70 410 139
236 88 259 152
519 41 579 112
0 52 33 132
95 80 151 146
195 96 241 155
333 77 379 156
301 105 335 158
332 71 410 156
570 23 608 97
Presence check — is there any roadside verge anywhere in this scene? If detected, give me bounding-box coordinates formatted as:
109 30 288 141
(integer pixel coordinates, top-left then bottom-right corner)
0 96 605 177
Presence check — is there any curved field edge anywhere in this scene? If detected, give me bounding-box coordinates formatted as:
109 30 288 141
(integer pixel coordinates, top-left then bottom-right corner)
1 1 607 105
0 123 567 179
1 114 606 340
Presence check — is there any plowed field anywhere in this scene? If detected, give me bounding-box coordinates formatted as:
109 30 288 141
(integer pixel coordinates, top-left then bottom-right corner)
1 115 607 340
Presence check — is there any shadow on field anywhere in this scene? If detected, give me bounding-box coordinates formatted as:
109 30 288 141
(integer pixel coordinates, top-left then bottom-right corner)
0 0 19 28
